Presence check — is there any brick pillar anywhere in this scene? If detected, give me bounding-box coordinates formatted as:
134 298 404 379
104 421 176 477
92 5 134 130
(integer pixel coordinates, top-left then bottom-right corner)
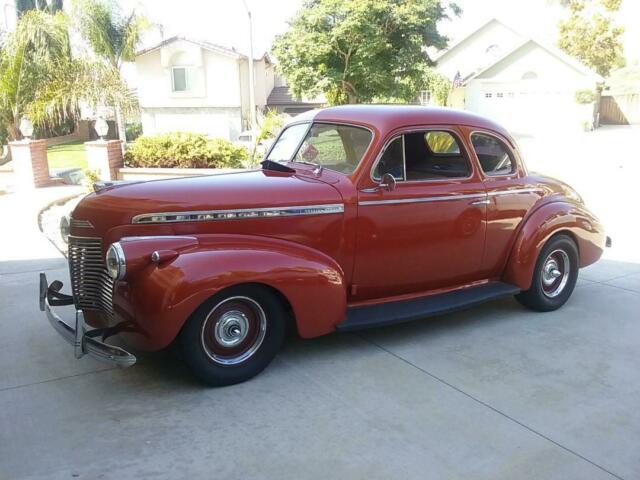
86 140 124 181
9 139 51 188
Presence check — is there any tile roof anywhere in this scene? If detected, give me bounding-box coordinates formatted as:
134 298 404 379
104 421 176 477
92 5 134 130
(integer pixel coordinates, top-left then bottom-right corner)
267 86 323 106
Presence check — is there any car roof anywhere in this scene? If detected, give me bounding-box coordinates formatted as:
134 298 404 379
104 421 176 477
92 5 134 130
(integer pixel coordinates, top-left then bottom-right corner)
293 104 513 141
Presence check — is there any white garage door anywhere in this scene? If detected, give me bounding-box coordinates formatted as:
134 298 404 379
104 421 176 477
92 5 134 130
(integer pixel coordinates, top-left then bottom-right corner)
472 81 585 135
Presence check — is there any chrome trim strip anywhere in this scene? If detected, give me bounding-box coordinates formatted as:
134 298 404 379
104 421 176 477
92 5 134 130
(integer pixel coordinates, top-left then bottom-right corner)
358 193 486 206
70 217 94 229
132 204 345 224
121 235 199 241
488 188 543 196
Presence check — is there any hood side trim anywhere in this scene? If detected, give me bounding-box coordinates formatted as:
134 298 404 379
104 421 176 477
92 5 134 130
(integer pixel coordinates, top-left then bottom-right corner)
132 203 344 224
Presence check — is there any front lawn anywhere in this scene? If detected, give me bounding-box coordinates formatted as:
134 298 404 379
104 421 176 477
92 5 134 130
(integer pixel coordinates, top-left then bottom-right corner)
47 140 88 170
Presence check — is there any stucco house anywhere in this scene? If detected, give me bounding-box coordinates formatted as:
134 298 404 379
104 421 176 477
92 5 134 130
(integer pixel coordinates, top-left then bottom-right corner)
135 36 321 140
436 18 603 134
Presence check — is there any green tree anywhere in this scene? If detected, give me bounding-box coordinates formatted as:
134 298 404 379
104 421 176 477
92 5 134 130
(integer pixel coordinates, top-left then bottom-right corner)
0 10 136 141
557 0 625 78
272 0 458 105
72 0 149 144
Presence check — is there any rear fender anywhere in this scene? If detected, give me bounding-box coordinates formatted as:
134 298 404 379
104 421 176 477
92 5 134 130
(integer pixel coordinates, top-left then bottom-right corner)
116 234 346 350
503 201 605 290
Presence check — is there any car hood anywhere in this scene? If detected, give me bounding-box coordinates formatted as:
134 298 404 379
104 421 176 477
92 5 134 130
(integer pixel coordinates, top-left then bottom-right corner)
72 169 343 232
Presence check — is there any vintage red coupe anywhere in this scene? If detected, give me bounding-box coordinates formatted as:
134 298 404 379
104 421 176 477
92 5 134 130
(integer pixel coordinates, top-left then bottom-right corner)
40 105 609 385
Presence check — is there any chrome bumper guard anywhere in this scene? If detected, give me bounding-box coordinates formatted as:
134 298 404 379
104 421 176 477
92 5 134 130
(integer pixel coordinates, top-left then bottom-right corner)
39 272 136 368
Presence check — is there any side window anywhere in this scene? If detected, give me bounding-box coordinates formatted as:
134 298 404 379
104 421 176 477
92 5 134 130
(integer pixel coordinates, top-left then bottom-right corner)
471 133 514 176
404 130 469 180
372 137 404 180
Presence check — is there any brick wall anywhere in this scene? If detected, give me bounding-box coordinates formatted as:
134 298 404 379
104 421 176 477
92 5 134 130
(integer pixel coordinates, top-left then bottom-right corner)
9 140 53 188
86 140 123 181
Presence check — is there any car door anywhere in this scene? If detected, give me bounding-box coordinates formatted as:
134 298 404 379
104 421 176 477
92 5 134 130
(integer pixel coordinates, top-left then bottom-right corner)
464 127 544 278
351 127 488 301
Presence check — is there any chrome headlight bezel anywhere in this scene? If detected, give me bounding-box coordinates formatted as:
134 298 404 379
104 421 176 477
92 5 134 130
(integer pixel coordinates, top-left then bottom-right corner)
105 242 126 281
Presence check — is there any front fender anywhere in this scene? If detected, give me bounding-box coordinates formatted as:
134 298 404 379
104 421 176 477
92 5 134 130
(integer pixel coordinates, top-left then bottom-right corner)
503 201 605 290
115 234 346 350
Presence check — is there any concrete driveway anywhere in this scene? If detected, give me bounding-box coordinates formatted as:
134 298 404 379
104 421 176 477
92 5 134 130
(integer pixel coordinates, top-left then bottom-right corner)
1 128 639 479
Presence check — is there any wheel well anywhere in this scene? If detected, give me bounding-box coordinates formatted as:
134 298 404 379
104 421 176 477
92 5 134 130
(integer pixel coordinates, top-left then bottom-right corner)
548 229 580 257
222 282 298 337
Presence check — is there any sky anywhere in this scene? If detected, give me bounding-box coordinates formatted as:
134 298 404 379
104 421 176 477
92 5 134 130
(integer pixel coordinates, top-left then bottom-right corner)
120 0 640 64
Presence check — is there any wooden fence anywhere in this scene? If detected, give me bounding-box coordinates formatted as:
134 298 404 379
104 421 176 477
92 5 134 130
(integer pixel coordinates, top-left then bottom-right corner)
600 94 640 125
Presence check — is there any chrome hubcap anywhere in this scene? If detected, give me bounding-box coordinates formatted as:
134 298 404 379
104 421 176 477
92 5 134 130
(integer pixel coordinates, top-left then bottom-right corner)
214 311 249 347
540 249 570 298
201 296 267 366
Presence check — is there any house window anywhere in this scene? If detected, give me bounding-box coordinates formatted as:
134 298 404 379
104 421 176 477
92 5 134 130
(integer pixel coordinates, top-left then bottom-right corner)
485 93 493 98
497 92 504 98
172 67 189 92
419 90 430 106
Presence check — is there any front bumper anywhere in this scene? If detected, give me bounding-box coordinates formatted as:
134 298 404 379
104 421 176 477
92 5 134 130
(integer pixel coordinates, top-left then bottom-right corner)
38 273 136 368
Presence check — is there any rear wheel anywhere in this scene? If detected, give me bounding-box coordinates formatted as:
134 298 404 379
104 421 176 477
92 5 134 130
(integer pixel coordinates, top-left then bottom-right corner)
516 234 579 312
179 285 286 386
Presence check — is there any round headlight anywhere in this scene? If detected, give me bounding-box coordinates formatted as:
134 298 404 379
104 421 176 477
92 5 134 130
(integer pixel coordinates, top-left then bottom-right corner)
105 242 126 280
59 215 70 244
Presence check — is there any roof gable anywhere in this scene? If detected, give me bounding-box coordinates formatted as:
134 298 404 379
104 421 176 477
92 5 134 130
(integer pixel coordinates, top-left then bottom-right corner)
136 35 271 62
437 17 602 84
465 39 602 84
435 18 522 63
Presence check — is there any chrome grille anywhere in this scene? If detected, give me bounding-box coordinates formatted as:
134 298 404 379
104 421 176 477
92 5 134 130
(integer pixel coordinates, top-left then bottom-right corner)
68 236 114 314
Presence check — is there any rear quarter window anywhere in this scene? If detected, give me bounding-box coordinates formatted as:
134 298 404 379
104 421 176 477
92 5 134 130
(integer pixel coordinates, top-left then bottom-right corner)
470 132 515 176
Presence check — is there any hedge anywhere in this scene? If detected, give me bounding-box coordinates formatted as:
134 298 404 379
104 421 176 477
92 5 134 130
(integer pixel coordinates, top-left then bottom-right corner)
124 132 248 169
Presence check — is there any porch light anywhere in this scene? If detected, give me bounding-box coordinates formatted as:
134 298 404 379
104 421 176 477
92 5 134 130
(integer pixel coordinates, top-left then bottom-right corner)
19 117 34 140
94 117 109 140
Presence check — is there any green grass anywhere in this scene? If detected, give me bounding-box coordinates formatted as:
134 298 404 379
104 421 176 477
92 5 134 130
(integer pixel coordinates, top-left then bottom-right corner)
47 140 88 170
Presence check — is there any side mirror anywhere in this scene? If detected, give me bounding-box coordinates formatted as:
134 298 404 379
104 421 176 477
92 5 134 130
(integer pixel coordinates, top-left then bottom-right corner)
379 173 396 192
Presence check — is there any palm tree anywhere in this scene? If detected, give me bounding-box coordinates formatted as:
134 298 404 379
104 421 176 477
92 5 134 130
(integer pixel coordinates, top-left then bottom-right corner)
72 0 149 145
0 10 70 140
16 0 64 14
0 9 137 142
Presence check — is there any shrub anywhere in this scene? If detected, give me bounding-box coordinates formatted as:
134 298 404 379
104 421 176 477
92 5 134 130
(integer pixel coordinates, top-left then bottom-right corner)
125 122 143 142
575 89 596 104
83 169 101 192
124 132 248 169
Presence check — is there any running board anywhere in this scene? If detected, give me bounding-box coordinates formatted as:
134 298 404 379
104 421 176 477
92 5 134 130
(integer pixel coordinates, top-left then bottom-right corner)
338 282 520 331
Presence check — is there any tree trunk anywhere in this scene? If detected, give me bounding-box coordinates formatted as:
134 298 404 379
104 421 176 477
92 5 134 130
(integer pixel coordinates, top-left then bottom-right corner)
115 104 127 154
593 83 603 129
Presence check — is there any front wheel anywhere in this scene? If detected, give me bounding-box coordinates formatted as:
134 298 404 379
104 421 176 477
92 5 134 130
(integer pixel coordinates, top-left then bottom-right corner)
178 285 286 386
515 234 579 312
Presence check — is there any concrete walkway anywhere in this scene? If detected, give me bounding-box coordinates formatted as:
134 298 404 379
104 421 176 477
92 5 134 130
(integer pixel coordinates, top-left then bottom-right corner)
1 187 640 480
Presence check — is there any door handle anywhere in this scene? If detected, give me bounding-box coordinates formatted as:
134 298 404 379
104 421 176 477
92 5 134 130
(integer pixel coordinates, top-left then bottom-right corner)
469 198 490 206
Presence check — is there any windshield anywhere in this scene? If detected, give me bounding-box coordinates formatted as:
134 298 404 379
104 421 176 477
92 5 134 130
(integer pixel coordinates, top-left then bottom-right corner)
266 122 373 175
